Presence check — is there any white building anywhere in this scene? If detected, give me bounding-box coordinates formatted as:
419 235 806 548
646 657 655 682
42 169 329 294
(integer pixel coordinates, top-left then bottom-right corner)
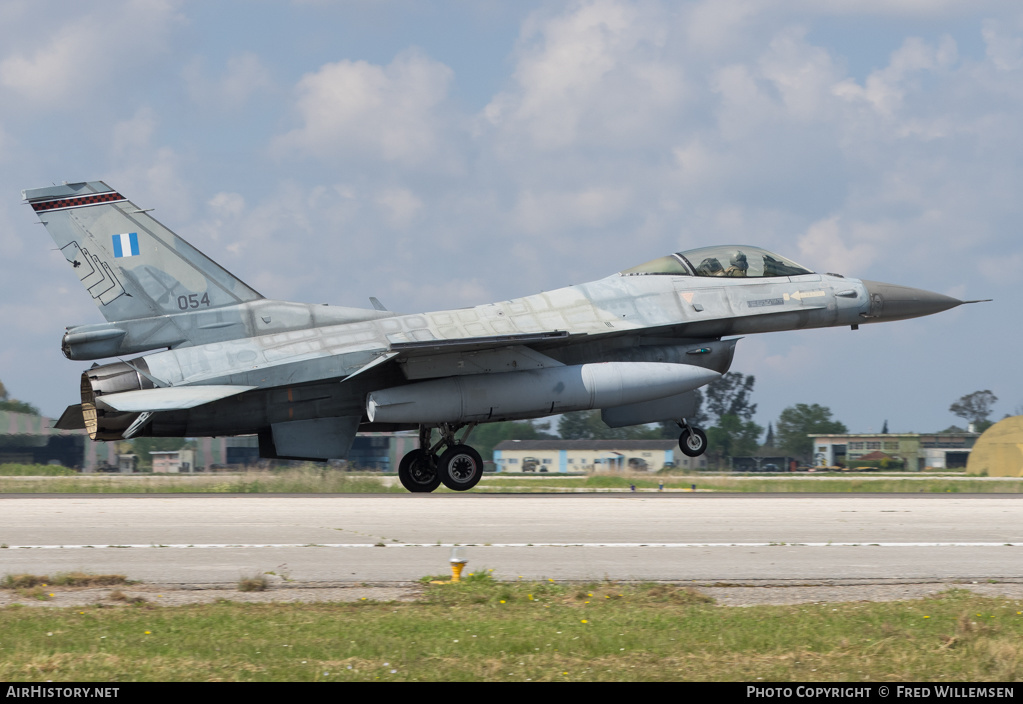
493 439 706 473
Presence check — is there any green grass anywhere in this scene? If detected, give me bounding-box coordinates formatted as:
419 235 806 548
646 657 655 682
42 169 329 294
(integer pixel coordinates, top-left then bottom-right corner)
2 573 130 589
0 578 1019 681
0 464 76 476
1 573 132 604
3 466 1021 494
0 467 403 494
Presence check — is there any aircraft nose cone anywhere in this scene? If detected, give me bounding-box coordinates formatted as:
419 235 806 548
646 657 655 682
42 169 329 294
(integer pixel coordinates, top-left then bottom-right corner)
861 280 963 322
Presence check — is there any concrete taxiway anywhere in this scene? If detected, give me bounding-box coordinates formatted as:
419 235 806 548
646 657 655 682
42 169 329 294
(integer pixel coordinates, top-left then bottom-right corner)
1 494 1020 588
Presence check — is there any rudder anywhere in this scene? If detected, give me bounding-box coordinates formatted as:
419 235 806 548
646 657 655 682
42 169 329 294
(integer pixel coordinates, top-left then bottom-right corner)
24 181 262 322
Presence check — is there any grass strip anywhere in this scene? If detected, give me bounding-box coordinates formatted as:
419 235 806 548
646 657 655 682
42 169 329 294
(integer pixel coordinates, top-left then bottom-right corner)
2 573 130 589
0 575 1020 681
2 466 1021 493
0 464 76 476
0 468 403 494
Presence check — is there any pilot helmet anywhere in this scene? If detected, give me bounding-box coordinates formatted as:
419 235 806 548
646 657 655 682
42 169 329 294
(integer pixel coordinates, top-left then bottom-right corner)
700 257 723 273
730 250 748 270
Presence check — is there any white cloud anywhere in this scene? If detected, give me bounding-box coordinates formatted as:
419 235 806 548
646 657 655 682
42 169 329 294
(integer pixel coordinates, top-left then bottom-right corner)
111 107 158 159
484 0 685 151
0 1 182 109
512 187 633 236
757 27 843 122
797 217 878 276
105 108 195 222
833 35 958 117
183 53 275 111
710 63 779 140
209 192 246 218
374 188 423 230
0 23 93 104
273 50 454 166
681 0 763 55
981 18 1023 71
193 192 246 246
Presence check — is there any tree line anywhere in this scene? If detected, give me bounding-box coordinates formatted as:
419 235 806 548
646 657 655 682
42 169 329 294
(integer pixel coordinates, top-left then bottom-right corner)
0 380 40 416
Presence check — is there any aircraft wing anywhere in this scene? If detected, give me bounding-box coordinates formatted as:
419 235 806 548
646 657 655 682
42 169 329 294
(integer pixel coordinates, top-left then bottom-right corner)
383 331 575 381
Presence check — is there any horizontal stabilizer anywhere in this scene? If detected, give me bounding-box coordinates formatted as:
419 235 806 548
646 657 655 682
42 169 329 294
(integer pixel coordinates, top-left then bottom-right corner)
55 404 86 430
96 385 256 412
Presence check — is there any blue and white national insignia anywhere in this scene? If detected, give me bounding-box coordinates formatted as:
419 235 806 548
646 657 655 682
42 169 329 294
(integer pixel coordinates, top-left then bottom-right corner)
112 232 140 258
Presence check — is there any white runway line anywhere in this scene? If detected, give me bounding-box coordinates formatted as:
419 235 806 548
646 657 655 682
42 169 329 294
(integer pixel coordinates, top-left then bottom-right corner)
4 542 1022 550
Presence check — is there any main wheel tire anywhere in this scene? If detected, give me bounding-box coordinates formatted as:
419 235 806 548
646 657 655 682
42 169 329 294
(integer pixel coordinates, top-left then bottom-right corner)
679 427 708 457
398 450 441 493
438 444 484 491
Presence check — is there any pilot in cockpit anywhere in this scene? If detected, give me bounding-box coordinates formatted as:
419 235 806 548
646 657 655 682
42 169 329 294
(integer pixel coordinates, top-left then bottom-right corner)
695 257 725 276
725 250 749 277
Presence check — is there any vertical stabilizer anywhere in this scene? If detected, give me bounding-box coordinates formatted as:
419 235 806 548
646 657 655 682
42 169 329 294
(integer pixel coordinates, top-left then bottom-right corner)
24 181 262 322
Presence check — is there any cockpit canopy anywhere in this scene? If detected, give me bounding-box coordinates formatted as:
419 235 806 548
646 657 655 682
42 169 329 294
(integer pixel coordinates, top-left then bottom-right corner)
620 246 813 278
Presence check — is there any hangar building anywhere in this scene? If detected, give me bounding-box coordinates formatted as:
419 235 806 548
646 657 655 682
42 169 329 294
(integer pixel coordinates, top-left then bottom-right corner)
965 416 1023 477
808 432 979 471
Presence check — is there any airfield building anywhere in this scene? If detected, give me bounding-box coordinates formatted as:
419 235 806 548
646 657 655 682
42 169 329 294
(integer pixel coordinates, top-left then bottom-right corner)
808 432 979 471
493 439 707 472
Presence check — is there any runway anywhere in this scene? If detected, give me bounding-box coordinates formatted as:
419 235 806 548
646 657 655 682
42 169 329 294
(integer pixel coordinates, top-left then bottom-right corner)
2 493 1021 589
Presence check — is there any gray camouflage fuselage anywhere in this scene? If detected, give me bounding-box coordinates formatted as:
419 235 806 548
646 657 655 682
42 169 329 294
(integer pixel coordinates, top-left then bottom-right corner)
71 268 879 439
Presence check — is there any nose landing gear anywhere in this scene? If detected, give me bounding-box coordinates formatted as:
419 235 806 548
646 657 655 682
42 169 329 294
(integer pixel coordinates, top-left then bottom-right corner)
676 419 708 458
397 423 484 493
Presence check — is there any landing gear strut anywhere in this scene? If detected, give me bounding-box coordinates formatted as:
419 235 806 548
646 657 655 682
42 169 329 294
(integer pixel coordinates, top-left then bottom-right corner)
677 419 708 457
397 423 484 493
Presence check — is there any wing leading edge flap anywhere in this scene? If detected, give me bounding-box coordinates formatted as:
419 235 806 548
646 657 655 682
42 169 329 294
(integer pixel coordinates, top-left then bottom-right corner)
388 330 571 355
96 385 257 412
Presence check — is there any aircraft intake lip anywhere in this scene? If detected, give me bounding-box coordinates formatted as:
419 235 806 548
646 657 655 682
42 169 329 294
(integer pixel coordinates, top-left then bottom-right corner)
860 280 964 322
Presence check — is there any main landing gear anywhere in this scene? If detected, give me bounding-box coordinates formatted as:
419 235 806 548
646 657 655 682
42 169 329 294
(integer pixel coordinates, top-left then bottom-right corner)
397 423 485 493
676 419 708 458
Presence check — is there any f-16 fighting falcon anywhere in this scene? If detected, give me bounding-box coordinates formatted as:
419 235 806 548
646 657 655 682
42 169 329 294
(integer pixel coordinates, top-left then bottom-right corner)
24 181 977 492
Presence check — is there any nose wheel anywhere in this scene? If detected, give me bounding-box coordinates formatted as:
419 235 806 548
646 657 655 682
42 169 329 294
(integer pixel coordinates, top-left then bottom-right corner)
678 424 708 457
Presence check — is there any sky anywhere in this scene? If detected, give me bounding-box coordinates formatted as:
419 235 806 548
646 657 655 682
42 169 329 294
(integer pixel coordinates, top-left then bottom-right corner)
1 0 1020 436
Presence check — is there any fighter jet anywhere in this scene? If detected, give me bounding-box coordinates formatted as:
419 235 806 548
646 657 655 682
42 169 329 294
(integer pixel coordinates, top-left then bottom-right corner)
25 181 974 492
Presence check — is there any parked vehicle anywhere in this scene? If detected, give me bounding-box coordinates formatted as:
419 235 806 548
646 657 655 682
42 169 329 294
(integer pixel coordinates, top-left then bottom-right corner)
522 457 546 472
